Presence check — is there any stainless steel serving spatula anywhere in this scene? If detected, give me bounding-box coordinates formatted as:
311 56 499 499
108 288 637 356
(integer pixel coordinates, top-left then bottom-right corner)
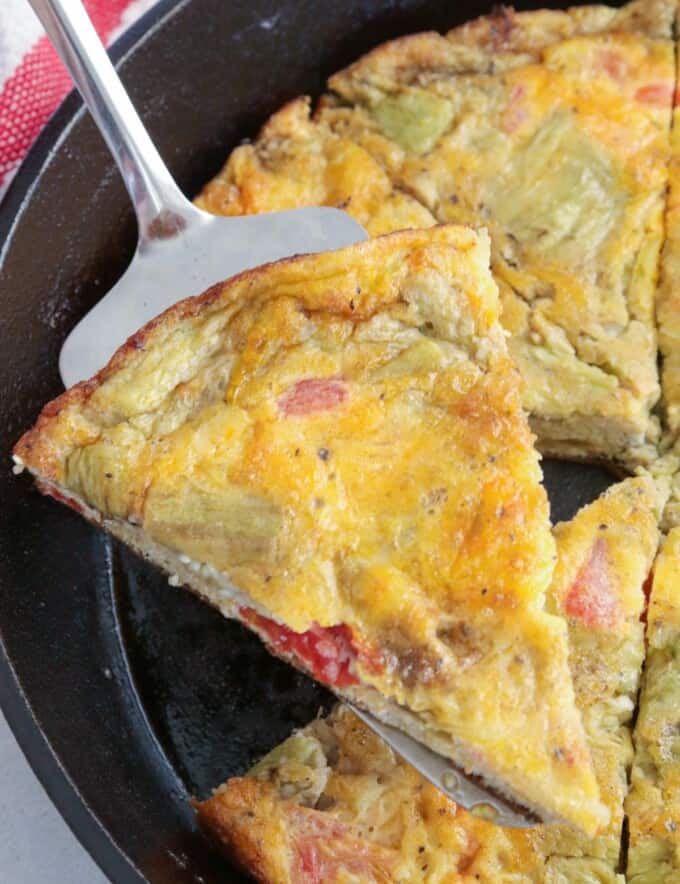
30 0 367 388
29 0 535 828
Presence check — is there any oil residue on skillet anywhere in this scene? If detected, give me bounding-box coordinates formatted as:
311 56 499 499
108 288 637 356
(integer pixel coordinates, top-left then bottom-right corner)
542 459 616 524
112 458 614 803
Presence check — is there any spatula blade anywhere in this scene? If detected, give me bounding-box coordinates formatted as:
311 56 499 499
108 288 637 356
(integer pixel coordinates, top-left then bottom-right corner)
59 207 367 388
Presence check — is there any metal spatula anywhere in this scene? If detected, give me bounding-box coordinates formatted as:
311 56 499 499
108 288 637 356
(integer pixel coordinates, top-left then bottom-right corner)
31 0 366 389
30 0 535 828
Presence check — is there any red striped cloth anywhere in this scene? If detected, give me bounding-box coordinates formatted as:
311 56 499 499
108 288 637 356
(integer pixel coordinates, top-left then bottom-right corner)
0 0 158 200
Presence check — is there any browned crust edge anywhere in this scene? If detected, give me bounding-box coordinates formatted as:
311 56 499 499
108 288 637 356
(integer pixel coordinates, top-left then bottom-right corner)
13 275 225 479
329 0 672 101
191 781 281 884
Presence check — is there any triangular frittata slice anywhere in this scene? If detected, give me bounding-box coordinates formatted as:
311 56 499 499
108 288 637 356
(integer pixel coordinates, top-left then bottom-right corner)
195 478 660 883
626 527 680 881
14 227 602 830
539 477 660 871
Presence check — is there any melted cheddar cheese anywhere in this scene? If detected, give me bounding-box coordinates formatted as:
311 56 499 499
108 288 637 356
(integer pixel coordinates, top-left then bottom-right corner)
196 97 437 238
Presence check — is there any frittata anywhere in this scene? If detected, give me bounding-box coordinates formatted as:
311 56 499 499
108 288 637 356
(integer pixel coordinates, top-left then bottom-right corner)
13 226 603 831
196 96 437 238
197 0 675 469
195 477 660 883
626 528 680 882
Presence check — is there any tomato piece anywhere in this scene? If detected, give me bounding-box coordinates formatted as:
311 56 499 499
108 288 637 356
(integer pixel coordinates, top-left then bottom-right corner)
38 482 88 517
294 838 391 883
239 608 369 687
595 49 628 82
296 841 322 882
289 807 395 883
564 538 620 629
502 84 528 134
278 378 348 416
635 82 674 108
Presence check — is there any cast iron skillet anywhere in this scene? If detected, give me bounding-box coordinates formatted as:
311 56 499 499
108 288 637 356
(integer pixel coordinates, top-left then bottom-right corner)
0 0 620 880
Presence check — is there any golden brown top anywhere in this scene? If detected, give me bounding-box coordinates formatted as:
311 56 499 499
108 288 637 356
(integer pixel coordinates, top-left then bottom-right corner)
539 477 659 864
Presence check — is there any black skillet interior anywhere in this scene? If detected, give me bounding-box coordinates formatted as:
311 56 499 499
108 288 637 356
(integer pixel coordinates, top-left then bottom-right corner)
0 0 620 881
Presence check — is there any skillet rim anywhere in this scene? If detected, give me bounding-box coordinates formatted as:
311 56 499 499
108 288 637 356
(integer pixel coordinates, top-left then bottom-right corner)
0 3 186 881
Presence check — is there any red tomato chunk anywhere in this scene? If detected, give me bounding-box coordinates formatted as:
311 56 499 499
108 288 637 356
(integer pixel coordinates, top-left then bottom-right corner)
564 538 620 629
240 607 361 687
278 378 348 417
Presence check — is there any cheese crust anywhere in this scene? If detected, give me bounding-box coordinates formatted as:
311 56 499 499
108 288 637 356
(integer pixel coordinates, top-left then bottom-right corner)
195 477 660 884
626 527 680 882
197 0 675 469
196 479 659 884
14 226 604 831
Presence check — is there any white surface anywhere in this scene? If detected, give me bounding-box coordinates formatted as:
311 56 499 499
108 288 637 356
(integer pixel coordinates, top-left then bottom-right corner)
0 710 108 883
0 0 42 83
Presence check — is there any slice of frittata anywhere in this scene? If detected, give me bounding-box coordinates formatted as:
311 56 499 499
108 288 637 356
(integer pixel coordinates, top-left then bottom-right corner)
14 226 603 831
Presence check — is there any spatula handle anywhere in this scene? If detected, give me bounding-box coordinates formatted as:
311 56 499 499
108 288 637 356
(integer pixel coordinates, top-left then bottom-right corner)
28 0 200 244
